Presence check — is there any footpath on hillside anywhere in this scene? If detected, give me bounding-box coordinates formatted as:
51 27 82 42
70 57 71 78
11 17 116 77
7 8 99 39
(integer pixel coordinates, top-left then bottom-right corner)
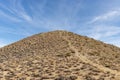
63 36 120 79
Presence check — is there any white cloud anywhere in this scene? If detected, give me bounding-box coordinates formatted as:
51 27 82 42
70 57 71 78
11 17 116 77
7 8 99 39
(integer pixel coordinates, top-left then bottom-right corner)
106 39 120 47
89 10 120 24
88 25 120 39
75 25 120 47
0 43 6 47
21 1 82 31
0 10 22 22
0 39 7 47
0 26 32 36
86 8 120 47
0 0 32 22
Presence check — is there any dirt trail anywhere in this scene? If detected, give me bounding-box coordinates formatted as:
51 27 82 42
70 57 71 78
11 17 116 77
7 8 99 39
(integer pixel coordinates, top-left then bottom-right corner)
63 37 120 78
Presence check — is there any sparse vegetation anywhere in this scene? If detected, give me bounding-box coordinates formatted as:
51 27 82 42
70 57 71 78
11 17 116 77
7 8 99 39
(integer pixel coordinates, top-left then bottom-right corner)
0 30 120 79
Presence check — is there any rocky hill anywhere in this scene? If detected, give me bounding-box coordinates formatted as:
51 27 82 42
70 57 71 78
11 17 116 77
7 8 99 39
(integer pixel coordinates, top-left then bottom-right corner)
0 30 120 80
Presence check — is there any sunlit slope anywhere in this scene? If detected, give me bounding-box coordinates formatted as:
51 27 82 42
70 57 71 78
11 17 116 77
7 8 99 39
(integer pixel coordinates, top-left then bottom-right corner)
0 30 120 80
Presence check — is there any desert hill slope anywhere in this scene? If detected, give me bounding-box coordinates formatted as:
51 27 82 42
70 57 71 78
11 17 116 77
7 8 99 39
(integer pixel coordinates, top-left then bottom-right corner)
0 30 120 80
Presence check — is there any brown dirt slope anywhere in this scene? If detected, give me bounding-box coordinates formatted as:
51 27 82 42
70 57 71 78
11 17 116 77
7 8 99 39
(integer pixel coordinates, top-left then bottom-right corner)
0 30 120 80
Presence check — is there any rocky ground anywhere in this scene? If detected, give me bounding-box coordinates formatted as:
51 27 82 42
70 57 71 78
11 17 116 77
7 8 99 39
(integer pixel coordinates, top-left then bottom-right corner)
0 30 120 80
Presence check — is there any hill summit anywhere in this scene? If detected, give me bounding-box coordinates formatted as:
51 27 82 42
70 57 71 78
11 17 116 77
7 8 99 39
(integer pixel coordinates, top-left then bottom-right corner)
0 30 120 80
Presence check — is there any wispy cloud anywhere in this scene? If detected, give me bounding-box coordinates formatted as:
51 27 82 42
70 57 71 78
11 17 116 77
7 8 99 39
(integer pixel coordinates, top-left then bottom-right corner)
25 0 82 30
86 8 120 47
0 39 8 47
88 25 120 39
11 0 32 22
76 25 120 47
0 10 22 22
0 26 32 36
105 38 120 47
0 0 34 38
0 0 32 22
89 9 120 24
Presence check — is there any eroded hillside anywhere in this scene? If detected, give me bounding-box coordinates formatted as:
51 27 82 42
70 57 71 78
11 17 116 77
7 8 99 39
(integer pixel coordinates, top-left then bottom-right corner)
0 30 120 80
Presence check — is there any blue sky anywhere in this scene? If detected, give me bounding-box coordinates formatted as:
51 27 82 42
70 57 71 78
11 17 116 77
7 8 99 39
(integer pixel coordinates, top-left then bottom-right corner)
0 0 120 47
